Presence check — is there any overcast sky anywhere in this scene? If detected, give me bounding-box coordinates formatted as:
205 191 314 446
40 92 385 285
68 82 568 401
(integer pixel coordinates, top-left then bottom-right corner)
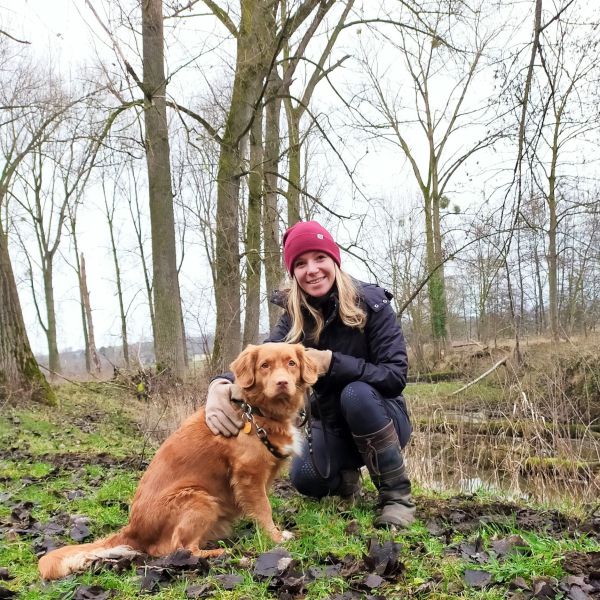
4 1 598 358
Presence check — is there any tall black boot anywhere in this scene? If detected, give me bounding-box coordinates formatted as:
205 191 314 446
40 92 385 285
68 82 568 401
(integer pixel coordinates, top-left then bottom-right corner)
353 421 416 528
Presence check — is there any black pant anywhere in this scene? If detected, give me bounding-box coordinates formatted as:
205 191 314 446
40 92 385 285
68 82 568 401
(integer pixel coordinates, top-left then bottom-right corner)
289 381 412 498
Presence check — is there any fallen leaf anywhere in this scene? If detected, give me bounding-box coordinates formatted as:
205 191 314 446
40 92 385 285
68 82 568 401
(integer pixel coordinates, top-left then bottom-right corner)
491 535 529 558
344 520 361 536
363 538 403 577
213 574 243 589
145 549 210 573
253 548 292 578
464 569 492 588
70 522 91 542
139 568 172 593
531 577 559 599
509 576 531 591
279 572 306 595
566 586 592 600
362 573 384 589
185 583 212 598
73 585 114 599
0 586 16 599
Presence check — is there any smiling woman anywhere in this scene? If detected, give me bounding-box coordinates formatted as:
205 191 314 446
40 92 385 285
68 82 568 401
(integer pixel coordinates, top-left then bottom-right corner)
205 221 416 529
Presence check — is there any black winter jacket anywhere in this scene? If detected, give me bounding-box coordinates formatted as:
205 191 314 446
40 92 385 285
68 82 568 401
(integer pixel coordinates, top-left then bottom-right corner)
266 280 409 426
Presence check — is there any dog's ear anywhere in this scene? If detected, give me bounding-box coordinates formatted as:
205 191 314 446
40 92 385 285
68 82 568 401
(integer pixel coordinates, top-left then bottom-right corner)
230 345 258 388
297 345 318 386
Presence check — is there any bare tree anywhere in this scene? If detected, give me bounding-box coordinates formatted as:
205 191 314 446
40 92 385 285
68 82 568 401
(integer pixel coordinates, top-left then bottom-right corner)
352 1 503 359
141 0 187 377
528 1 600 341
207 0 328 371
0 46 81 403
101 168 130 367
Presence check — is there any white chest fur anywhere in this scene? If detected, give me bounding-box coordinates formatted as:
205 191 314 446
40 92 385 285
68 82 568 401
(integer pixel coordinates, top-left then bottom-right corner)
281 425 304 457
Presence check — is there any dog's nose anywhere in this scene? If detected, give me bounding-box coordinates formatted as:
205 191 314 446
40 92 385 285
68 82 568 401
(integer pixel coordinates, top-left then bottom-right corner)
275 379 288 387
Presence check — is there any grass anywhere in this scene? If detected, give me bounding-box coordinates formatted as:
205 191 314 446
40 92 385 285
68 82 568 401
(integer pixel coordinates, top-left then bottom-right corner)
1 382 599 599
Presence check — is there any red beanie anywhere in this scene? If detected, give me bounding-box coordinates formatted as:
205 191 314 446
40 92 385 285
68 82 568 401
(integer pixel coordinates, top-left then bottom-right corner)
283 221 341 273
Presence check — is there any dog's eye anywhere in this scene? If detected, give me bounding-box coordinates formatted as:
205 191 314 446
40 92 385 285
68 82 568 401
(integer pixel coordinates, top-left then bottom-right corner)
260 362 270 369
288 360 297 367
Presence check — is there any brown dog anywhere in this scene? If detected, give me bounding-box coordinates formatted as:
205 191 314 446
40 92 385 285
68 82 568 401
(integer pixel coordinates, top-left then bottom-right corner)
38 343 317 580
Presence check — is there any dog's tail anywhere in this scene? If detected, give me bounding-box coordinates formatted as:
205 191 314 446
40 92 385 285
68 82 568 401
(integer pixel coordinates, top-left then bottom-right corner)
38 533 140 580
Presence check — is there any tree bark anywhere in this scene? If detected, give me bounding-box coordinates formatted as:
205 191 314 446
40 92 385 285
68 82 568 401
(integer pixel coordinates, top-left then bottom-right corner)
69 214 92 373
0 226 55 404
142 0 187 377
263 71 284 330
243 108 263 346
285 105 302 227
213 0 274 371
42 258 62 376
104 182 130 367
79 253 101 374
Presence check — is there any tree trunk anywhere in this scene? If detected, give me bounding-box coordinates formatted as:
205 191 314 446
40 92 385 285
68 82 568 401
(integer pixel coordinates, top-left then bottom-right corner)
243 108 263 346
71 223 92 373
0 226 55 404
547 121 560 343
533 243 546 334
80 253 101 374
127 179 156 343
285 104 302 228
142 0 187 377
213 0 274 371
263 71 284 330
424 189 447 360
42 258 62 377
107 204 130 366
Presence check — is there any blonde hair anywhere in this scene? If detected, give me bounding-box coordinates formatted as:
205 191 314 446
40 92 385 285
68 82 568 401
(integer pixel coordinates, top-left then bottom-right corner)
284 264 367 343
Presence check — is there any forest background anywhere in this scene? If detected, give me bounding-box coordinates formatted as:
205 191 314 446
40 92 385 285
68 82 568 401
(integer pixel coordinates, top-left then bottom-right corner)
1 0 599 402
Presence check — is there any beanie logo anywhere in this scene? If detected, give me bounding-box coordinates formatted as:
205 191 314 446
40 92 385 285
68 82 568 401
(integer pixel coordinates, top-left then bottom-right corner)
317 233 324 239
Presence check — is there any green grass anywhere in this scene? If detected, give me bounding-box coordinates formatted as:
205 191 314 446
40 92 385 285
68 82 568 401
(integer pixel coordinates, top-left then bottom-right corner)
406 380 505 411
1 382 599 599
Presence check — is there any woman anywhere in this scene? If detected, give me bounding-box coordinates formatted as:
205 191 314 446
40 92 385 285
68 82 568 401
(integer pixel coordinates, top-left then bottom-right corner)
205 221 415 528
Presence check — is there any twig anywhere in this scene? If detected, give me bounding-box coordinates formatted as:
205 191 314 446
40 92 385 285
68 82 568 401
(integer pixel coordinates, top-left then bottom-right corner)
449 356 509 396
38 363 96 386
451 340 485 349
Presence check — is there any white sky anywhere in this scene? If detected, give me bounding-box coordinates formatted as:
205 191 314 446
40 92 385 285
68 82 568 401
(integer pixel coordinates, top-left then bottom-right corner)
3 1 599 356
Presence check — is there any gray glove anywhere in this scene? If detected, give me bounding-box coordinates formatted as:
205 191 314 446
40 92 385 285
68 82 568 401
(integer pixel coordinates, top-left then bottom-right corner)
205 379 243 437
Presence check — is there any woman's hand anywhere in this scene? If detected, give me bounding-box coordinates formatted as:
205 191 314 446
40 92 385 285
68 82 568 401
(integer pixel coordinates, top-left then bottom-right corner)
205 379 243 436
305 348 332 375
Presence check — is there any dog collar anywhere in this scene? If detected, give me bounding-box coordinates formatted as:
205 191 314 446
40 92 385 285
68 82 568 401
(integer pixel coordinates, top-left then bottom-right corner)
231 398 265 417
231 398 289 460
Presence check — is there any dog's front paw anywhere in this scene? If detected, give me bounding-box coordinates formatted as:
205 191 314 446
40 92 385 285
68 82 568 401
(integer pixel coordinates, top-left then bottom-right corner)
269 527 295 543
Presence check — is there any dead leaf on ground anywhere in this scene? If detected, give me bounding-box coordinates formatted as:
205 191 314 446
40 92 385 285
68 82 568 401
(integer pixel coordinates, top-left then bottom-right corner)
72 585 114 600
253 547 292 578
363 538 404 578
464 568 492 589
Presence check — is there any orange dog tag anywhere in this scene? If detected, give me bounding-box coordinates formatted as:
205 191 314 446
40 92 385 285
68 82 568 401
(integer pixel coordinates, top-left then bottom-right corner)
243 421 252 434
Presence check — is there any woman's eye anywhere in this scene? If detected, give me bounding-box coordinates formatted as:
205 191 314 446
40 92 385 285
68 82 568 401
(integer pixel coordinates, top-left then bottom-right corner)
288 360 297 367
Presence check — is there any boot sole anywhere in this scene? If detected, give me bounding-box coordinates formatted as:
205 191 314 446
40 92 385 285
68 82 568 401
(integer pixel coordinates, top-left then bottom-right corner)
373 514 415 529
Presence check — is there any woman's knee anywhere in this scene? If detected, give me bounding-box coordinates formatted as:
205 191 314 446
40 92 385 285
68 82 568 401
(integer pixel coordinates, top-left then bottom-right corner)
289 456 332 499
340 382 390 433
340 382 376 418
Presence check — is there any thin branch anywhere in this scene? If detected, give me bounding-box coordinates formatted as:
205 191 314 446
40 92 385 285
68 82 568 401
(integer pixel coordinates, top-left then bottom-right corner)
0 29 30 44
449 356 509 396
200 0 238 37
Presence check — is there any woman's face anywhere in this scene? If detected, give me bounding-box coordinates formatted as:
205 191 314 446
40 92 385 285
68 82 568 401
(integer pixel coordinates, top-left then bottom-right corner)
293 251 336 298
